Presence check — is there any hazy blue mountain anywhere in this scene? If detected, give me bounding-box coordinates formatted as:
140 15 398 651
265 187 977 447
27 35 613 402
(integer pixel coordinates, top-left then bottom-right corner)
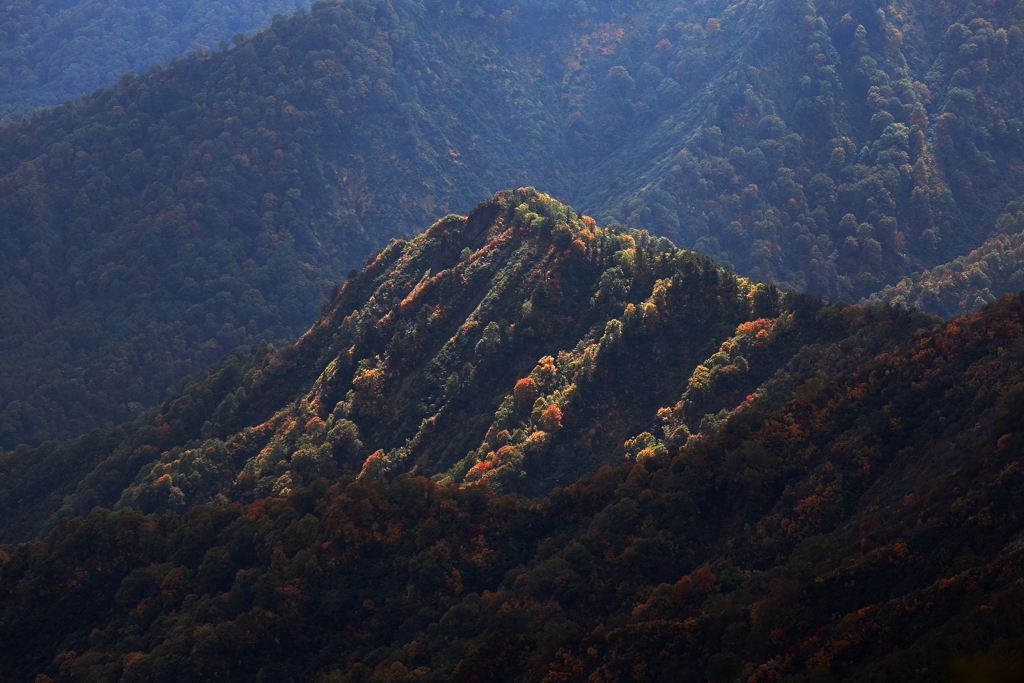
0 0 308 121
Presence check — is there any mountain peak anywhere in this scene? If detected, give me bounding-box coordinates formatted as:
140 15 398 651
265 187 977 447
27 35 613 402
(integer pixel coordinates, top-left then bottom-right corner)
113 187 777 509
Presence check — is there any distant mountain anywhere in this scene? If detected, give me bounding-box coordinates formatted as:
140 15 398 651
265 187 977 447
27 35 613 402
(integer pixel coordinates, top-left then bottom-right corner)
2 189 1024 682
0 0 307 122
4 0 1024 448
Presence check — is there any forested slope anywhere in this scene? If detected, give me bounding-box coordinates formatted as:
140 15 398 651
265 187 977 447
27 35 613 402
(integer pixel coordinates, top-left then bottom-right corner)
4 0 1024 448
1 193 1023 681
0 0 308 122
574 0 1024 303
0 0 578 448
4 1 1024 677
863 200 1024 316
0 189 942 544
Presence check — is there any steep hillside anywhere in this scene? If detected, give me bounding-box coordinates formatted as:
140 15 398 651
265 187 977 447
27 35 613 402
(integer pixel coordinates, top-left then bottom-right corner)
0 189 756 540
4 0 1024 447
575 0 1024 301
0 0 307 122
2 223 1023 681
0 188 943 543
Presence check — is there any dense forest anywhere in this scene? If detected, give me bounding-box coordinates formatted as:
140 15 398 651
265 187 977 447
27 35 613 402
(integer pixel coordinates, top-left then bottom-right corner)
0 188 935 542
2 189 1024 681
3 0 1024 447
0 0 308 122
863 202 1024 316
0 0 579 448
583 0 1024 301
4 0 1024 678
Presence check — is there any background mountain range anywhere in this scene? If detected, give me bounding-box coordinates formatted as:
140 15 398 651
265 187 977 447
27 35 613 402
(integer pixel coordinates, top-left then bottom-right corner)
2 0 1024 448
0 0 309 122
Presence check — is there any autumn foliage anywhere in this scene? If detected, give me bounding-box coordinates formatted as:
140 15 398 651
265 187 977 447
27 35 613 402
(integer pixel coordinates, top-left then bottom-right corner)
2 293 1024 681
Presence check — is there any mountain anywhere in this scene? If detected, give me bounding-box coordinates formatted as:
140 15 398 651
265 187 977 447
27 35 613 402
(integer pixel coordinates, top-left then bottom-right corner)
0 188 754 541
0 188 937 543
3 0 1024 447
1 189 1024 681
0 0 307 122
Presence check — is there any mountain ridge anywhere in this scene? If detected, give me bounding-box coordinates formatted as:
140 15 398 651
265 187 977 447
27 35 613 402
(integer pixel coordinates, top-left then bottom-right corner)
1 187 944 544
